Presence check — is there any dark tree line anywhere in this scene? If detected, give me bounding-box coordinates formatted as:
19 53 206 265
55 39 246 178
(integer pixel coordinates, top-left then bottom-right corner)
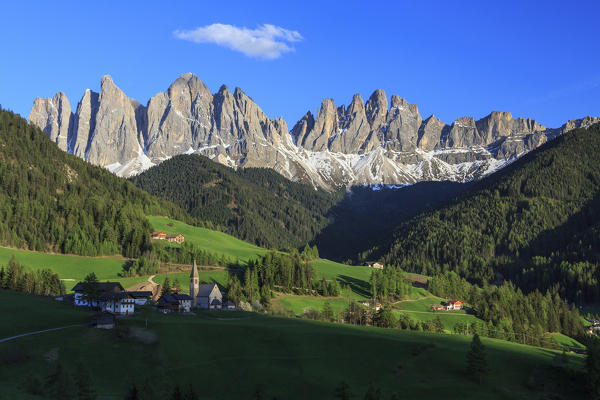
0 256 65 296
429 271 585 344
359 123 600 304
227 251 340 306
0 108 188 259
130 154 344 250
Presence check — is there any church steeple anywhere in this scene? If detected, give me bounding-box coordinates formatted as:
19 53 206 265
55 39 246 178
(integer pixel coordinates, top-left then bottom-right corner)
190 259 199 307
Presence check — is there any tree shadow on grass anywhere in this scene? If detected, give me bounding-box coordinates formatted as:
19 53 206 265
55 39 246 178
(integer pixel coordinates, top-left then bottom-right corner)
338 275 371 298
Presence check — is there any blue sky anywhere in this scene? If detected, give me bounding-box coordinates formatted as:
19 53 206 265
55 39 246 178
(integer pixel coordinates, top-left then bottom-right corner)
1 1 599 128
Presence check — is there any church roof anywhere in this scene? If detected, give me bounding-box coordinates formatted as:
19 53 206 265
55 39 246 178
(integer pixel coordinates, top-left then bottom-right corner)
197 283 219 297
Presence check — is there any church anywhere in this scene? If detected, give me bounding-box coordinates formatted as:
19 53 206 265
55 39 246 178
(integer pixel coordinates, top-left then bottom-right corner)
189 260 223 309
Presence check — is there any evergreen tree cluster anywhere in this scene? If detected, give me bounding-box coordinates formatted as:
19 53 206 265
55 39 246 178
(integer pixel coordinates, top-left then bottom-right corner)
0 256 65 296
130 154 343 250
359 124 600 304
429 271 584 344
227 251 340 306
149 241 236 267
120 256 159 277
21 362 96 400
0 108 188 258
369 266 412 301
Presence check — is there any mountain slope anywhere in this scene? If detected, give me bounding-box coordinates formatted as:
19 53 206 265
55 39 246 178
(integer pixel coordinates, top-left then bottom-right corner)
131 154 342 249
359 123 600 303
0 107 187 257
314 182 470 261
29 73 599 190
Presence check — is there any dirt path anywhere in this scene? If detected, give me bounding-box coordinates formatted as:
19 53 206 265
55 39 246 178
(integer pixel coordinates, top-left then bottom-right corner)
0 324 85 343
148 275 157 285
395 310 471 316
391 296 438 304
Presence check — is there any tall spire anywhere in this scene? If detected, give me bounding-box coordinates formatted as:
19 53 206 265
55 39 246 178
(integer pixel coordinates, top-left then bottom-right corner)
190 259 198 279
190 259 199 307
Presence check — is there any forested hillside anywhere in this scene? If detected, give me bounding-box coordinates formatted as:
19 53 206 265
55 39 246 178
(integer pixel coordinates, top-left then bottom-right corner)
0 108 188 257
360 123 600 304
315 182 468 261
130 154 343 249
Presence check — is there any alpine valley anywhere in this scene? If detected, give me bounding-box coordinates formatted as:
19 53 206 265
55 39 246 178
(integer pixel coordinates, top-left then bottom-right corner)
28 73 600 190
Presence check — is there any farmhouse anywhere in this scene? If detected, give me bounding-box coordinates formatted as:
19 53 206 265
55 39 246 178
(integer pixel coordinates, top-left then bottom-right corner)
366 261 384 269
72 282 124 308
166 234 185 244
100 292 134 314
72 282 152 314
190 260 223 309
445 300 464 310
151 231 167 240
158 293 193 313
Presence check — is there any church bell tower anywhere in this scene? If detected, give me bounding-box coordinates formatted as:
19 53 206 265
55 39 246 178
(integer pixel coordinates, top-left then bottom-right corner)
190 259 199 307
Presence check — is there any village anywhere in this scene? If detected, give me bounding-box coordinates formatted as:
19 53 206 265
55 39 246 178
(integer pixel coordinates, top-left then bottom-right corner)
71 260 236 329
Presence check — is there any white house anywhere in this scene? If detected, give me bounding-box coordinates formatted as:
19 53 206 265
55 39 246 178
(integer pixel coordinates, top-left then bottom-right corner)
72 282 125 308
99 292 135 315
72 281 147 315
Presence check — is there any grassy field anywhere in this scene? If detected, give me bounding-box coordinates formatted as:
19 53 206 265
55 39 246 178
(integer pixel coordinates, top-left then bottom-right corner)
147 216 268 261
0 291 587 400
273 294 349 315
392 297 480 331
148 216 380 298
0 291 89 338
0 247 124 283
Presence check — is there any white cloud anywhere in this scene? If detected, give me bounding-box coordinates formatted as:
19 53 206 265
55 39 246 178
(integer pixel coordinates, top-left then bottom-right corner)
174 23 303 60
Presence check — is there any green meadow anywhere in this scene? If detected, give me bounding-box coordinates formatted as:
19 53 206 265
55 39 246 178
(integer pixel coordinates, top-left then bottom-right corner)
393 297 479 331
0 247 124 283
273 295 349 315
0 291 587 400
147 216 267 261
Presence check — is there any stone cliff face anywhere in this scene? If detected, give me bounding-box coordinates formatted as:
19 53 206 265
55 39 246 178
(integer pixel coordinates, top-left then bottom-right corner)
29 92 72 152
28 73 599 191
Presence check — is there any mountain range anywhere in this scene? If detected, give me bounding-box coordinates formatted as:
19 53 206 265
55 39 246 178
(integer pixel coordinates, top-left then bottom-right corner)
29 73 599 190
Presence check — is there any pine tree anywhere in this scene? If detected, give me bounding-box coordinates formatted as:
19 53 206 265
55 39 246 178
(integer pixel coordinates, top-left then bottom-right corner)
124 382 139 400
173 278 182 294
74 363 97 400
45 364 76 400
363 382 381 400
466 333 489 384
171 385 184 400
162 277 173 296
81 272 100 309
322 302 334 322
587 338 600 399
184 385 198 400
334 380 352 400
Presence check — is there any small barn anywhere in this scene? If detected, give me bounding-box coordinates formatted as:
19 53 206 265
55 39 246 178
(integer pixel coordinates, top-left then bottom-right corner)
91 312 115 329
166 234 185 244
366 261 384 269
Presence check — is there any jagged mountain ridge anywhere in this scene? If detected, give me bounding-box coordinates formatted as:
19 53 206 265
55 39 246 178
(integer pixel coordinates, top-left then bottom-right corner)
29 73 600 191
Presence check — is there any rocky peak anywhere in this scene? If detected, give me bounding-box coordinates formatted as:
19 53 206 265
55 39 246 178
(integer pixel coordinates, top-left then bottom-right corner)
28 92 72 152
70 89 99 158
384 95 422 152
418 115 447 151
85 75 140 166
296 98 338 152
291 111 315 146
330 94 372 154
561 116 600 133
365 89 388 131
